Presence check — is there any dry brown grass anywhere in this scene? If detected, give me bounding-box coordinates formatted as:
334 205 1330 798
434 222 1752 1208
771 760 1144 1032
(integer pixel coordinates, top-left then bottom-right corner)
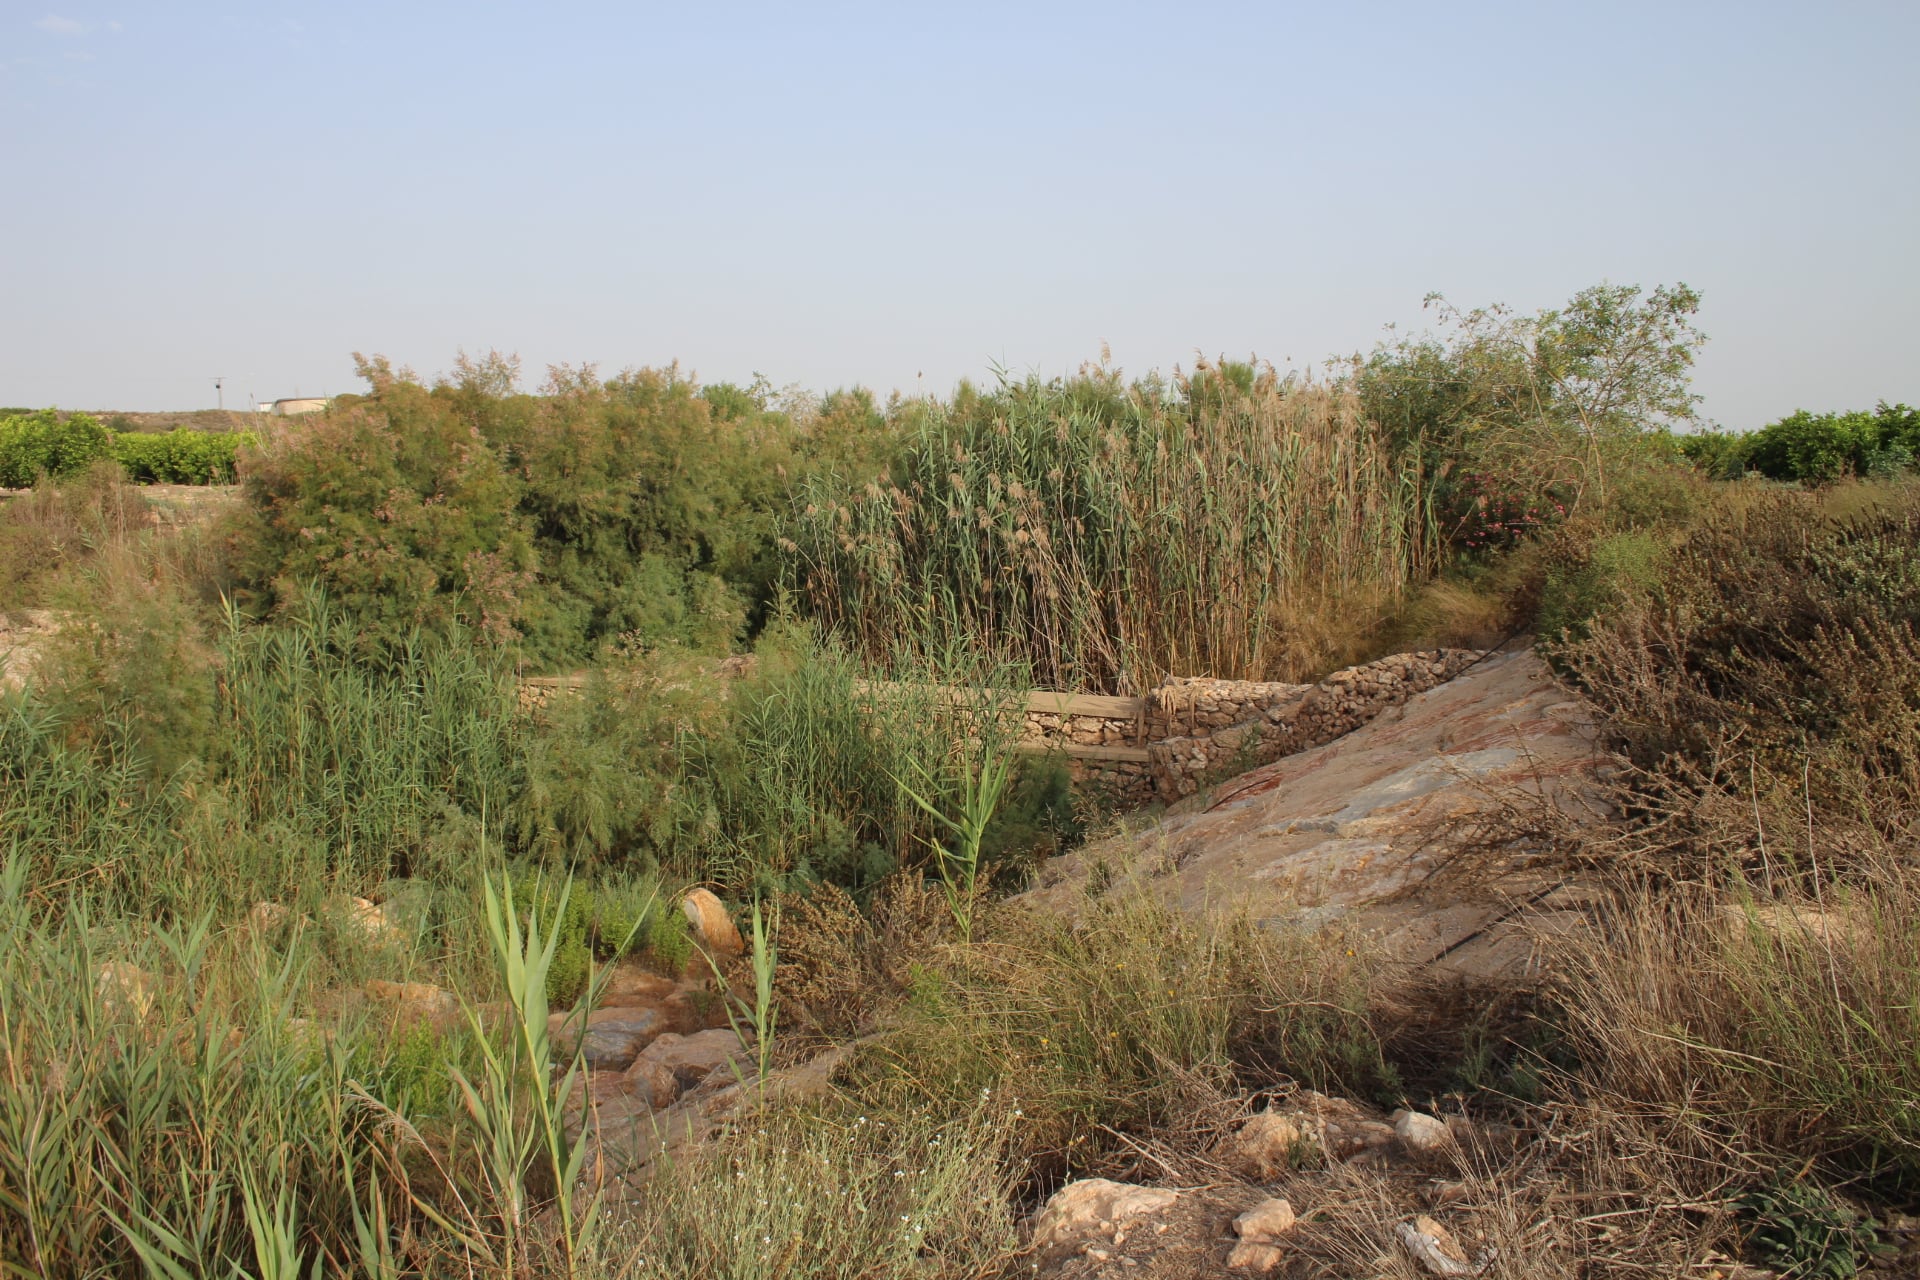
1259 1104 1742 1279
0 461 156 607
1552 485 1920 878
1556 863 1920 1186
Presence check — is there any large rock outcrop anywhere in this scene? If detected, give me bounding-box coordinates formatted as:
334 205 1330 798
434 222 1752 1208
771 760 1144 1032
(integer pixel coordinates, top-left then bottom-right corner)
1025 647 1607 982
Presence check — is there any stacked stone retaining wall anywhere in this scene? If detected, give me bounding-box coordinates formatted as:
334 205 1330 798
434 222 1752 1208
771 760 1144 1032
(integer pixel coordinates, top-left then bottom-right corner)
1140 649 1481 802
516 648 1485 809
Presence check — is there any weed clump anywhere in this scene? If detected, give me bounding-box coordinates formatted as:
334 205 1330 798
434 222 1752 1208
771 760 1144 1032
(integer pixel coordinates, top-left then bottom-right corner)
833 871 1394 1177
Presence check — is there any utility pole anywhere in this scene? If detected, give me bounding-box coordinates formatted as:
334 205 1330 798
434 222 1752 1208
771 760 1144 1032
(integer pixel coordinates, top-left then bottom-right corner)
213 377 225 411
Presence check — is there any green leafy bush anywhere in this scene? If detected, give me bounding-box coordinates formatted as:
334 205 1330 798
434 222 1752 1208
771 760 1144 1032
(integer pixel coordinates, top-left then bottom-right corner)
1738 402 1920 483
381 1020 458 1116
590 872 665 956
111 429 252 483
231 355 809 663
491 362 792 667
1677 428 1753 480
644 898 693 971
232 383 535 650
0 408 252 487
1536 529 1666 640
1737 1179 1883 1277
1355 283 1708 566
0 410 113 486
1746 409 1879 483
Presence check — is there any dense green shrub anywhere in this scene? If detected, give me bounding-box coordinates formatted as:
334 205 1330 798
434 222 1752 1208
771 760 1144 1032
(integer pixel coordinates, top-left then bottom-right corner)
489 363 795 666
1746 409 1881 483
0 408 253 487
1536 529 1667 640
1738 1178 1885 1276
231 381 536 650
1354 283 1709 560
1676 428 1753 480
0 409 113 486
232 354 817 664
111 428 252 483
1728 402 1920 484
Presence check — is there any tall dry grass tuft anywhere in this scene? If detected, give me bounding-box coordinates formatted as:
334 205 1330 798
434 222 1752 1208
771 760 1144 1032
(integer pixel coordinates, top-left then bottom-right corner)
1560 863 1920 1186
615 1103 1021 1279
790 363 1421 692
832 865 1400 1181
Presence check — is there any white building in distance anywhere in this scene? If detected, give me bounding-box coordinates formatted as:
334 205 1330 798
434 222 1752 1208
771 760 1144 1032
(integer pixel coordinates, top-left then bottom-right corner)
254 397 327 416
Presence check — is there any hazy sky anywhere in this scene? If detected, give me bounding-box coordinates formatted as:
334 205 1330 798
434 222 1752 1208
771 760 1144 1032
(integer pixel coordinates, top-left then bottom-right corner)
3 1 1914 427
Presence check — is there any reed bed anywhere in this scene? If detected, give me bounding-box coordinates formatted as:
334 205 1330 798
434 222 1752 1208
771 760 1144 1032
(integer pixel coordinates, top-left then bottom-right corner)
789 364 1422 692
0 603 520 919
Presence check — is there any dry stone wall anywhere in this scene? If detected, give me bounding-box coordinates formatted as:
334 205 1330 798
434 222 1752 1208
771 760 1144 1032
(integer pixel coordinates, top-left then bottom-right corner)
1039 649 1483 805
515 649 1484 809
1142 649 1482 802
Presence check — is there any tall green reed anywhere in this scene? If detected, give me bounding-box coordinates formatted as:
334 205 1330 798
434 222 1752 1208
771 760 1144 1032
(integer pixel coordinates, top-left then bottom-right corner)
790 364 1422 691
548 619 1042 895
896 736 1013 943
0 599 519 916
0 846 614 1277
441 872 601 1278
218 600 520 884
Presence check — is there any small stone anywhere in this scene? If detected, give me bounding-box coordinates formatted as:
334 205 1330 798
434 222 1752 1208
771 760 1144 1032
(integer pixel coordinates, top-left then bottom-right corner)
363 980 458 1031
598 964 681 1006
364 979 447 1005
343 896 407 946
1227 1241 1285 1272
1029 1179 1179 1253
1324 1117 1396 1156
247 901 290 933
622 1028 749 1107
1393 1109 1456 1153
1233 1198 1296 1243
577 1011 665 1069
1395 1215 1489 1276
1228 1109 1311 1178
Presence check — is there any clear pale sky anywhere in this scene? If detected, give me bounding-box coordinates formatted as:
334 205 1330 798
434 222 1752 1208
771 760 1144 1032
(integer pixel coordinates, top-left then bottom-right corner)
3 1 1914 427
